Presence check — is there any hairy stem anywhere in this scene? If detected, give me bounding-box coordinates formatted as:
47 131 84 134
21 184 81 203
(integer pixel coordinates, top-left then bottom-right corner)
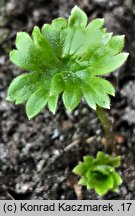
95 106 116 154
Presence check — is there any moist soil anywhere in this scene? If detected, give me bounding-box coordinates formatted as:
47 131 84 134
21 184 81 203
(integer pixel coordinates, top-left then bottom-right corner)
0 0 135 200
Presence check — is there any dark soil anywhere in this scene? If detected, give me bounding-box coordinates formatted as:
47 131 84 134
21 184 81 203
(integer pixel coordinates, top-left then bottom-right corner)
0 0 135 200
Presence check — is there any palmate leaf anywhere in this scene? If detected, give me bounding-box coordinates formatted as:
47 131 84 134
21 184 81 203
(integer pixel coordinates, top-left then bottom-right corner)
73 151 122 196
7 5 128 119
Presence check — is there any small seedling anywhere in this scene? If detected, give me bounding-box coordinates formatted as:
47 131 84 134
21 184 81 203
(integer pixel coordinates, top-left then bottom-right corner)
73 151 122 195
7 6 128 196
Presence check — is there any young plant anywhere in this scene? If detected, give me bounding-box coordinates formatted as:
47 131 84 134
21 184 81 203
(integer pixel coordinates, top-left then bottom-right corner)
7 6 128 197
7 6 128 119
73 151 122 195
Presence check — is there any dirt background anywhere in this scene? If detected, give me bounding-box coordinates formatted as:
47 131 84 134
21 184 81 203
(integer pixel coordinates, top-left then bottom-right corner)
0 0 135 200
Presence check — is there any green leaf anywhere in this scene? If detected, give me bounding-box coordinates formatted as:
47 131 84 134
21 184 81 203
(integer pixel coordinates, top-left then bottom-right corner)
111 172 122 192
72 163 88 176
7 72 44 104
15 32 33 49
86 172 95 189
82 83 110 109
62 80 82 111
78 176 87 186
105 35 125 55
94 151 110 165
90 77 115 96
73 156 94 178
62 28 85 57
85 35 124 62
52 18 67 28
81 84 96 110
68 5 87 28
42 18 67 57
89 53 129 75
32 26 56 57
48 94 59 114
26 88 48 119
10 29 58 72
86 18 104 30
79 19 108 58
108 156 121 168
50 73 65 95
83 156 94 166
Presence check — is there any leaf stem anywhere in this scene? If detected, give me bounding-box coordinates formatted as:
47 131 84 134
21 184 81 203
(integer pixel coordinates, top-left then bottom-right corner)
95 106 116 154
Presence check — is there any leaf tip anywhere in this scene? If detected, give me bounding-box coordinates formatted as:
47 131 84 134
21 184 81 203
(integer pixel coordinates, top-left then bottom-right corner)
92 105 96 110
9 50 14 58
69 5 87 27
72 5 80 12
51 110 56 115
106 103 110 109
100 18 104 23
27 113 33 120
6 96 11 101
72 166 77 174
112 91 115 97
124 52 129 59
26 105 34 120
16 32 21 37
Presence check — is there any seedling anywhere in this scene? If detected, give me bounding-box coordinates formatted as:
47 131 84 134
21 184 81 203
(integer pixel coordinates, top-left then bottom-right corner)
7 6 128 119
7 6 128 196
73 152 122 196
